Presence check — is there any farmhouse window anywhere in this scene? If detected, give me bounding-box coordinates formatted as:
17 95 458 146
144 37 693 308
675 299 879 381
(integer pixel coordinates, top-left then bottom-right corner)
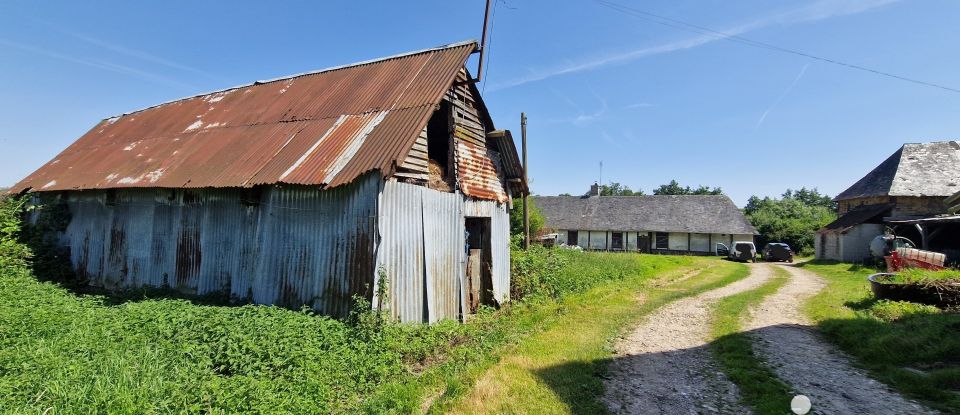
611 232 624 250
655 232 669 249
567 230 579 246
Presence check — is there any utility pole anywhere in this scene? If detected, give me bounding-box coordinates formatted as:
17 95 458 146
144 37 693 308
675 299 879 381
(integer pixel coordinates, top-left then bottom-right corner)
476 0 493 82
522 112 529 250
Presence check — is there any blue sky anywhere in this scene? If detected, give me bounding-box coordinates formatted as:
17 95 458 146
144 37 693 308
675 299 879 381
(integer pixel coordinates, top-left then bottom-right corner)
2 0 958 205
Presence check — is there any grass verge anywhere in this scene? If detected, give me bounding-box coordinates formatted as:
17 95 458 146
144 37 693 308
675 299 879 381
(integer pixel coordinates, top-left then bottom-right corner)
709 265 792 414
444 258 749 415
0 194 701 415
800 261 960 413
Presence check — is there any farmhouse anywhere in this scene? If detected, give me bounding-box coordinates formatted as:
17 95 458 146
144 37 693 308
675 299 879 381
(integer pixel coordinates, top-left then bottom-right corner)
533 184 757 254
10 41 525 323
816 140 960 262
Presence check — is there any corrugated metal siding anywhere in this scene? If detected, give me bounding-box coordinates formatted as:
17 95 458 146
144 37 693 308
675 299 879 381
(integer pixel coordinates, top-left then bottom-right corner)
377 181 510 322
11 42 476 193
376 179 427 322
422 190 464 322
462 198 510 304
44 174 380 317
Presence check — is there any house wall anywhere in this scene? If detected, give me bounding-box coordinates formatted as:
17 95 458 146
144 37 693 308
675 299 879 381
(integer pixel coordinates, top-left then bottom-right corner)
668 232 689 251
553 230 751 255
588 231 608 250
32 173 381 318
376 179 510 323
690 233 710 252
838 196 946 217
815 224 883 262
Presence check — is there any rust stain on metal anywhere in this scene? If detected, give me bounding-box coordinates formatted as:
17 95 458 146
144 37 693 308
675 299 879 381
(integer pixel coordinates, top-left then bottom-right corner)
11 42 476 193
456 139 508 203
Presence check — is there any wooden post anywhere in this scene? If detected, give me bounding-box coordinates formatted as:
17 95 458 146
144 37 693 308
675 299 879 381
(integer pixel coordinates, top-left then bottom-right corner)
521 112 529 249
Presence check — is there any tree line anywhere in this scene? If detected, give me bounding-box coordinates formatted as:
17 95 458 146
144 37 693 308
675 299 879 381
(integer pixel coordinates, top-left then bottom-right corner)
514 181 836 256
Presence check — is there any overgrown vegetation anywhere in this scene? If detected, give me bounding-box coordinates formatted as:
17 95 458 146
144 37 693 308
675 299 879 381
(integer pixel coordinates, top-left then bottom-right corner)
801 261 960 413
509 197 545 237
710 266 793 414
0 196 697 414
745 188 836 256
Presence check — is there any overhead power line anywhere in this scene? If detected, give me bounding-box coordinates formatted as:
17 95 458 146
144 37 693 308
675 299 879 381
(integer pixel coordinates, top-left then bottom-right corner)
592 0 960 94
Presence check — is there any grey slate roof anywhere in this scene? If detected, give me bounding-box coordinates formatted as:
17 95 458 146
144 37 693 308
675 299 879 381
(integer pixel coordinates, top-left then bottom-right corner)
835 141 960 201
532 195 758 235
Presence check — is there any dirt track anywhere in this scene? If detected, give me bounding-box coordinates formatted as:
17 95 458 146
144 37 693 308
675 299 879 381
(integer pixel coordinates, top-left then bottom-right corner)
602 264 774 414
744 264 937 414
603 262 938 414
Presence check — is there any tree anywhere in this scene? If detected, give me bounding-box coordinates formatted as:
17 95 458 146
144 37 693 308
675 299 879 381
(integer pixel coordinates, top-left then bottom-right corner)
510 197 545 237
744 188 838 255
652 180 723 195
599 182 645 196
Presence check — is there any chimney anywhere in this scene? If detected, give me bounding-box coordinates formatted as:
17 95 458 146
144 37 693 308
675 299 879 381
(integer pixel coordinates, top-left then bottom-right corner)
589 182 601 197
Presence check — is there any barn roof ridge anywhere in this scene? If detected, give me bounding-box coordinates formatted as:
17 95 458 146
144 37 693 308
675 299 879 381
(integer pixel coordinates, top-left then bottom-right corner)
109 40 479 120
12 41 481 193
834 140 960 201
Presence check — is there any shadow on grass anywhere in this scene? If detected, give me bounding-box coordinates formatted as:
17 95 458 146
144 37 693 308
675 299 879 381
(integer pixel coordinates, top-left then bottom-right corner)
533 322 954 415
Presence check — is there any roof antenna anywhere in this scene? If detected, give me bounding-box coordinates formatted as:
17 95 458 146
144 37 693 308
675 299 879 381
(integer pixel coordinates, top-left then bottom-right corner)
599 161 603 186
475 0 493 82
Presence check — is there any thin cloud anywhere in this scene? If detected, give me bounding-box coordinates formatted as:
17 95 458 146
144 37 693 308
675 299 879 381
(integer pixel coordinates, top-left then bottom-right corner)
489 0 899 91
53 28 217 80
0 38 194 90
755 63 810 131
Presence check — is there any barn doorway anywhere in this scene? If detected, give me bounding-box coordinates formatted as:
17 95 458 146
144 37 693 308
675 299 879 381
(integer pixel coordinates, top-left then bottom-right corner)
465 217 494 314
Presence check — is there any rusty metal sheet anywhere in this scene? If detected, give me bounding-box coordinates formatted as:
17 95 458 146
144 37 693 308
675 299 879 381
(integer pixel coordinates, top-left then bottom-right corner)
12 41 476 193
36 174 381 317
455 139 509 203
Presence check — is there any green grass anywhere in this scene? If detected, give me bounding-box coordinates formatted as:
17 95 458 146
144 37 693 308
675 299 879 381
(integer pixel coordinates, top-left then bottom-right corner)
884 268 960 284
800 261 960 413
709 265 792 414
445 257 750 415
0 194 705 415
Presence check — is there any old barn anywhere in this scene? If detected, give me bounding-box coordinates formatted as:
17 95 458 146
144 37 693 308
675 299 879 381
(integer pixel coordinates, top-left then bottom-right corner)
10 41 525 323
816 140 960 262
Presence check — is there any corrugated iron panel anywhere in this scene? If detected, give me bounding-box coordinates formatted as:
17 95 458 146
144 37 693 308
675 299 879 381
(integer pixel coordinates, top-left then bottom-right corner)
376 179 426 322
377 180 471 323
11 42 476 193
47 174 379 317
421 188 464 323
463 198 511 304
456 139 509 203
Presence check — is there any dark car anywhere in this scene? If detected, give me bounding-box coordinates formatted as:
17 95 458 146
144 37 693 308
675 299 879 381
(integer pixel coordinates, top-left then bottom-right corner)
763 243 794 263
720 241 757 262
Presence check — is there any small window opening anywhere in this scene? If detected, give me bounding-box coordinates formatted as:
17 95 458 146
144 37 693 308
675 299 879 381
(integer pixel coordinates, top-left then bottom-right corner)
655 232 669 249
426 101 453 192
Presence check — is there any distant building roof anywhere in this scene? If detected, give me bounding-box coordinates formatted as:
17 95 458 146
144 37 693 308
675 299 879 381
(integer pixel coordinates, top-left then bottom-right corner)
12 41 478 193
817 203 892 234
531 195 758 235
834 141 960 201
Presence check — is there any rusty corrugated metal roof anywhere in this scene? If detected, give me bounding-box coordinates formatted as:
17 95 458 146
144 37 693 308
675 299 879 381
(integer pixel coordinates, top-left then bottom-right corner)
12 41 477 193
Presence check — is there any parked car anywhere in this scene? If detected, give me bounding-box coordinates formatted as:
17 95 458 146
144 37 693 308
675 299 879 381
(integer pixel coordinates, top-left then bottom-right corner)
728 241 757 262
763 243 794 262
716 243 730 257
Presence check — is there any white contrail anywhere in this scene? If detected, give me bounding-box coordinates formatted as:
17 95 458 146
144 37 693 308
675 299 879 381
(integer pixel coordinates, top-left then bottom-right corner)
755 63 810 131
489 0 899 91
